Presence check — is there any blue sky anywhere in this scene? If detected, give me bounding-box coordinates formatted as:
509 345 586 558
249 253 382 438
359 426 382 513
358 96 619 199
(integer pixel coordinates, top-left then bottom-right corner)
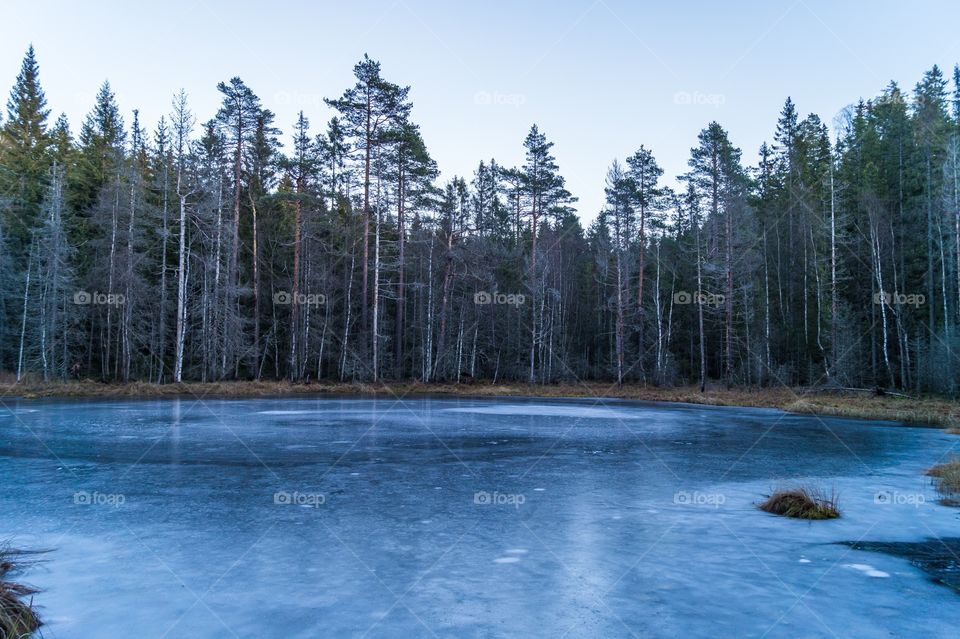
3 0 960 221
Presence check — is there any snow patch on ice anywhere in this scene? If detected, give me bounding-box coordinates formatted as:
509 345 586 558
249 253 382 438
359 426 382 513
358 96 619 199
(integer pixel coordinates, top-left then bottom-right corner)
845 563 873 572
844 563 889 577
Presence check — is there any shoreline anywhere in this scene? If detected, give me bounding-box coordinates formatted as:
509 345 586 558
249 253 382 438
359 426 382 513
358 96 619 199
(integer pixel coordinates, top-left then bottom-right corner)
2 380 958 429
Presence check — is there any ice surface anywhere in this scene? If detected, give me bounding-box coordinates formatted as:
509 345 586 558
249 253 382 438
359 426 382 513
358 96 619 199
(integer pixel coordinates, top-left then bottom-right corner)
0 396 957 637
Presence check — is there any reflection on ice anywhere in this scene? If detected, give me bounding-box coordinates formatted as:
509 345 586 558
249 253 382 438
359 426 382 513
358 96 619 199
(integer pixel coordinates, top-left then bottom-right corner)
445 403 644 419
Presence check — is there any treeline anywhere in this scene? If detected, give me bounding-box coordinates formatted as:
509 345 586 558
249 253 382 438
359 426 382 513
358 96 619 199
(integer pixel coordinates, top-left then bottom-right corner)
1 47 959 393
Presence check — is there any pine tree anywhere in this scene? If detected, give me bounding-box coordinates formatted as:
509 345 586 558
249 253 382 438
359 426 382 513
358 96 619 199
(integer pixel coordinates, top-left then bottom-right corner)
519 125 576 382
279 111 321 379
326 55 412 343
603 160 633 385
387 120 436 375
687 122 747 387
625 145 664 379
247 105 280 378
214 77 262 376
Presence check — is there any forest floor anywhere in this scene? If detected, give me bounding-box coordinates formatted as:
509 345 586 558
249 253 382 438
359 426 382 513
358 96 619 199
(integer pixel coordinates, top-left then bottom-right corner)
2 378 959 430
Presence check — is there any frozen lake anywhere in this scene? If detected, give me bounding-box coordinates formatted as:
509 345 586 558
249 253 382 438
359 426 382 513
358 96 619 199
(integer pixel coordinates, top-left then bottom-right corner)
1 396 958 637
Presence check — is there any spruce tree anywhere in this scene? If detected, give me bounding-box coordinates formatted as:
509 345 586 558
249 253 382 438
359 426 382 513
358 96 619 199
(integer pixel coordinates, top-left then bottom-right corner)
1 45 51 249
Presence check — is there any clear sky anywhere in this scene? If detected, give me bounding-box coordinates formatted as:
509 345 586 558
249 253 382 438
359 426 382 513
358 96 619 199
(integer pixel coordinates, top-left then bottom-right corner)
3 0 960 222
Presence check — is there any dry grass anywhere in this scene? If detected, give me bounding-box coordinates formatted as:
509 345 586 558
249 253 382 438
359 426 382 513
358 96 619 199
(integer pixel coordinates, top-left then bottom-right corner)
0 549 41 639
927 458 960 505
786 395 960 429
0 377 796 404
759 488 841 520
1 378 958 429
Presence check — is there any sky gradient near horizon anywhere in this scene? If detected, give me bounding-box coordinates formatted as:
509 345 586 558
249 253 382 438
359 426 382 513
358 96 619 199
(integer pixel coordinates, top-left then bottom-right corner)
3 0 960 221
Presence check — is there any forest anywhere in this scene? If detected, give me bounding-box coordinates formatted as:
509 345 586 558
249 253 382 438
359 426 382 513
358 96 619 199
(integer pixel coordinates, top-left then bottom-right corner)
1 46 959 394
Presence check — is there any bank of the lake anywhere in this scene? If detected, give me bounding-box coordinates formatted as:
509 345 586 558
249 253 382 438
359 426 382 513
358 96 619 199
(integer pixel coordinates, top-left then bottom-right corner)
2 379 958 430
